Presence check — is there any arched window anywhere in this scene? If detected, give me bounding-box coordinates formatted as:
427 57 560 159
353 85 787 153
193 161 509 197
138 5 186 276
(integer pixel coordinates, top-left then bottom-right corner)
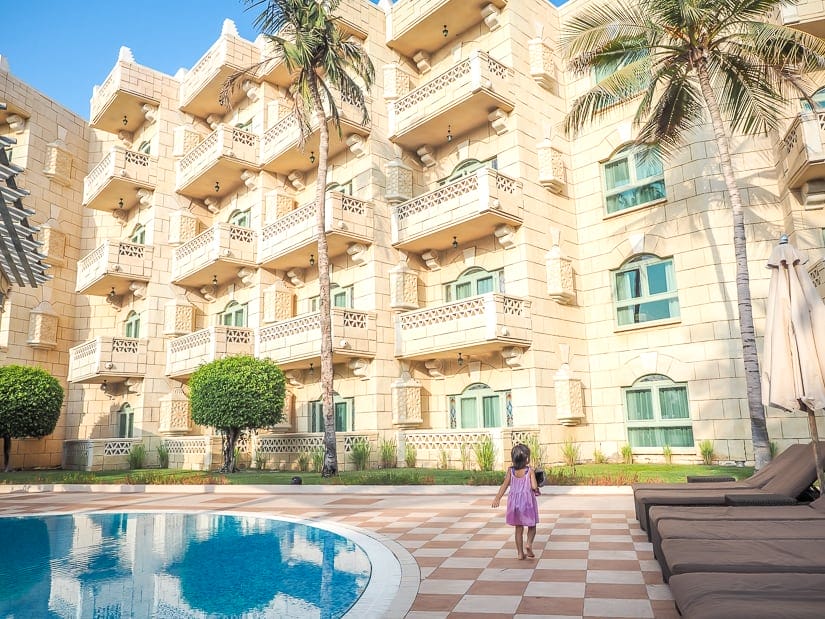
118 403 134 438
439 157 497 185
124 311 141 338
445 267 504 302
309 392 354 432
235 118 253 131
602 145 665 214
137 140 152 155
326 181 353 196
613 254 679 327
802 87 825 111
309 283 352 312
229 209 251 228
623 374 693 448
129 224 146 245
449 383 506 429
220 301 247 327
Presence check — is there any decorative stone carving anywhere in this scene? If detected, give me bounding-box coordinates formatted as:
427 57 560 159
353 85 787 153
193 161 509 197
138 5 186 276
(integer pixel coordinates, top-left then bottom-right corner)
501 346 524 368
286 268 305 287
173 126 202 157
528 38 558 92
265 188 297 222
39 220 66 268
537 138 566 193
555 350 584 427
288 170 306 191
5 114 25 133
801 180 825 210
200 284 217 302
382 63 412 101
112 208 128 224
346 243 368 266
164 298 195 336
129 281 147 300
26 301 58 350
385 158 413 204
416 145 436 168
141 103 158 125
118 129 133 147
481 3 502 30
203 197 220 213
169 209 199 246
238 267 256 287
137 188 154 208
241 169 258 191
494 224 517 250
263 280 294 323
285 371 305 387
488 108 508 135
206 114 221 131
345 134 366 157
43 140 72 186
124 378 141 395
546 230 575 304
421 250 441 271
391 366 422 427
159 387 192 435
348 358 370 380
389 256 419 310
412 51 431 74
424 359 444 379
242 79 260 102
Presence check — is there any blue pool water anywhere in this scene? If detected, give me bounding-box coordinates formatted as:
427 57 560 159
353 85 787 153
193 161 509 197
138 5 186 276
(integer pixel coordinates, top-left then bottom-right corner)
0 512 371 618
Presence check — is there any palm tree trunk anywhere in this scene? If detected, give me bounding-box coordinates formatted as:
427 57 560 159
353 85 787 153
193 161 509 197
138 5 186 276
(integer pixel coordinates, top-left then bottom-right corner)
695 62 771 469
309 75 338 477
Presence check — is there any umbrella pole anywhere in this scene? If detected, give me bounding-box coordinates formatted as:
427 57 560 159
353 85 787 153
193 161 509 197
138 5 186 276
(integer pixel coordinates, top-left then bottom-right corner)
805 405 825 494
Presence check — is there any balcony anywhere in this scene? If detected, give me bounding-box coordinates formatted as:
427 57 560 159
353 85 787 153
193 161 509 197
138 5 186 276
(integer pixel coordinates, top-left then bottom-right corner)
68 337 148 384
394 293 532 360
260 94 371 175
166 326 254 379
392 168 523 253
90 58 162 133
389 51 514 150
179 26 259 118
779 0 825 38
387 0 508 58
176 124 259 200
171 223 256 288
777 112 825 192
76 241 153 296
256 308 376 370
83 146 157 212
259 192 373 272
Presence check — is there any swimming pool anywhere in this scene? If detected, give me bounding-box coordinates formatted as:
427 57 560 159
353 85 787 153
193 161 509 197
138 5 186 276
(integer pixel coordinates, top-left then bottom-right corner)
0 511 383 618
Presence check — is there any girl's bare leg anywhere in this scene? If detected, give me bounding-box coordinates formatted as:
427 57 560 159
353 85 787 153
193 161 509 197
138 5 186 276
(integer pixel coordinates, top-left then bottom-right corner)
514 525 525 559
525 526 536 558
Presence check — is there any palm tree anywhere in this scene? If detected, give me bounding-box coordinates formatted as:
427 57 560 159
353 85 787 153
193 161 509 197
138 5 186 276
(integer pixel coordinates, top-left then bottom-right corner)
224 0 374 475
561 0 825 469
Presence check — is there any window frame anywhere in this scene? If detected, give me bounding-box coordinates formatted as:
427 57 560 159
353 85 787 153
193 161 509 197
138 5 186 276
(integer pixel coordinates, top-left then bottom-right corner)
229 209 251 228
124 310 141 338
602 145 666 215
118 403 134 438
438 157 498 186
623 374 694 451
448 383 509 429
129 224 146 245
220 300 248 327
445 267 504 302
612 254 680 328
309 394 355 432
309 284 352 313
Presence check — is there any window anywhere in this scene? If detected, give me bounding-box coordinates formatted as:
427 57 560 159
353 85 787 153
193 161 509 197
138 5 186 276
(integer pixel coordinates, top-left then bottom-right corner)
801 87 825 111
235 118 253 131
445 267 504 302
439 157 497 185
124 311 141 338
118 403 134 438
137 140 151 155
309 284 352 312
449 384 506 429
603 145 665 214
613 254 679 327
624 374 693 448
309 394 354 432
326 181 353 196
220 301 247 327
129 224 146 245
229 209 251 228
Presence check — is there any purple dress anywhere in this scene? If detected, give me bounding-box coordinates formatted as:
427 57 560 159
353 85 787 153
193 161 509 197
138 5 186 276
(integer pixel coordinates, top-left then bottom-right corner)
505 466 539 526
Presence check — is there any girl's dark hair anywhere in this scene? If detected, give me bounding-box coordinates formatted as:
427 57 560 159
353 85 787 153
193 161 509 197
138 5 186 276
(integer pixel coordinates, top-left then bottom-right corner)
511 443 530 470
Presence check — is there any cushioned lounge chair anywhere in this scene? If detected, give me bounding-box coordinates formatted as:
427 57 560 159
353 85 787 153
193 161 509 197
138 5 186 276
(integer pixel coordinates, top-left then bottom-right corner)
648 496 825 556
633 442 824 532
668 572 825 619
659 538 825 582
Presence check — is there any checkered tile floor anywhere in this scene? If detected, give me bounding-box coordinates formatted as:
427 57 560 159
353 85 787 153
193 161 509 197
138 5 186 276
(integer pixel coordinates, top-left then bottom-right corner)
0 487 677 618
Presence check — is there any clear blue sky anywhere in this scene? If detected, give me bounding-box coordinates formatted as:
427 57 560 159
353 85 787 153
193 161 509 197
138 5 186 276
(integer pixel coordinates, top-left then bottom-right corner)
3 0 565 119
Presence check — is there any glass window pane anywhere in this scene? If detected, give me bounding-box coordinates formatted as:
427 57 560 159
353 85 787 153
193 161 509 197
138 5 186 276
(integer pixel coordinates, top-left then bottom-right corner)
482 395 500 427
659 387 689 419
335 401 348 432
333 291 347 307
662 426 694 447
646 260 672 294
455 282 472 300
637 299 674 322
460 398 478 428
635 153 663 180
309 402 323 432
476 276 494 295
615 269 641 300
604 159 630 190
628 427 658 447
626 390 653 420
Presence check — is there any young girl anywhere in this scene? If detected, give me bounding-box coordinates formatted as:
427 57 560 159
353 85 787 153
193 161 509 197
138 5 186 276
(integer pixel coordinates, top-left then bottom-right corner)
492 443 540 559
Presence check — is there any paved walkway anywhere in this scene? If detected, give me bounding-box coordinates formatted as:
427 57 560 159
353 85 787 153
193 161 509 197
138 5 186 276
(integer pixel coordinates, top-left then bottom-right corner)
0 485 678 619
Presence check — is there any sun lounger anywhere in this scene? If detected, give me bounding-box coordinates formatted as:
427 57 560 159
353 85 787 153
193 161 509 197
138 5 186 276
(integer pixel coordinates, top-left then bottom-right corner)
659 538 825 582
668 572 825 619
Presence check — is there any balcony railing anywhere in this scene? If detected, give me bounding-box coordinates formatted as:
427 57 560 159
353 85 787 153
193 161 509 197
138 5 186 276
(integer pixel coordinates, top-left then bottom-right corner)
83 146 157 211
171 222 256 288
392 168 522 253
90 60 162 133
179 28 259 118
778 0 825 37
387 0 508 58
259 192 373 271
394 293 531 360
260 93 370 175
176 124 260 200
256 308 376 368
777 111 825 191
166 326 254 378
68 337 148 383
389 51 514 149
76 241 153 296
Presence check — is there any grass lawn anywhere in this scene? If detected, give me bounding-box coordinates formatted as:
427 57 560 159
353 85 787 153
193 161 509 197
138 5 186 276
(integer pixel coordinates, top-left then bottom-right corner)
0 463 754 486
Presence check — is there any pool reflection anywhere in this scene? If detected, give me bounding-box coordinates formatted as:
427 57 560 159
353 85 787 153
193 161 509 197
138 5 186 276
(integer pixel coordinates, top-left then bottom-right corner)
0 513 370 618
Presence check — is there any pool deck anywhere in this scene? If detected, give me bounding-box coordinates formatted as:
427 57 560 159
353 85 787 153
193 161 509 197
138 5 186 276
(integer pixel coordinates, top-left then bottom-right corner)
0 484 678 619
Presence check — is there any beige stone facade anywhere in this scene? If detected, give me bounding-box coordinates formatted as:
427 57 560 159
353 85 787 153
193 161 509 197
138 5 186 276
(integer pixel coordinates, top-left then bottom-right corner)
2 0 824 471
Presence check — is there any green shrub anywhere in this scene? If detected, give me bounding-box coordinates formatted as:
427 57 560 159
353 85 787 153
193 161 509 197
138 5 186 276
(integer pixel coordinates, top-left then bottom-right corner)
662 444 673 465
328 469 433 485
699 439 715 465
770 441 780 458
296 452 311 472
349 438 372 471
620 443 633 465
438 448 449 470
311 446 325 472
156 443 170 469
593 448 607 464
254 451 268 471
63 472 97 484
379 438 397 468
404 444 417 468
467 470 506 485
523 434 545 469
473 435 496 472
460 442 472 470
562 438 580 467
128 443 146 470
